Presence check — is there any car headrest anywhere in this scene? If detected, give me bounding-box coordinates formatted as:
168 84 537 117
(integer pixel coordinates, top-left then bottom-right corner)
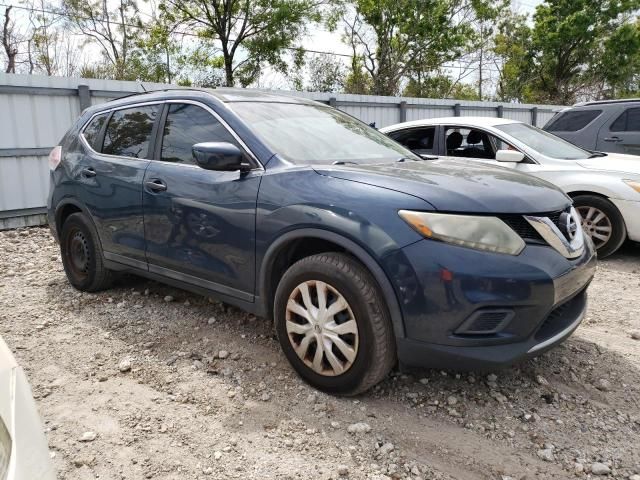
467 130 483 144
446 131 463 149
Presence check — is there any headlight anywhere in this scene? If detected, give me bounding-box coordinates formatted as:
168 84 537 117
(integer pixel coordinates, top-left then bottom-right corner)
398 210 525 255
623 179 640 194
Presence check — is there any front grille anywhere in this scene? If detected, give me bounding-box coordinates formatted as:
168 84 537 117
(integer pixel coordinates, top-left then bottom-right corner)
500 208 568 244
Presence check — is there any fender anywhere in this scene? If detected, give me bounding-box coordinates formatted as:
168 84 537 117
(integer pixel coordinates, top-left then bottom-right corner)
258 228 406 340
53 197 103 247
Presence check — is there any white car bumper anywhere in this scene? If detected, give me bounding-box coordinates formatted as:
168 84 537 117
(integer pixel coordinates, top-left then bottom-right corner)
0 338 55 480
611 198 640 242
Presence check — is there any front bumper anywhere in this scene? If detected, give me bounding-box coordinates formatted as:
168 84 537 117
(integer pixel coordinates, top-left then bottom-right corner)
383 238 596 370
611 197 640 242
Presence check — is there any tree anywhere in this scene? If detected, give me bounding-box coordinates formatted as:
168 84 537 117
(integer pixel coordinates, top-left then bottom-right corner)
343 0 494 96
527 0 640 104
2 6 21 73
61 0 142 80
305 53 346 92
492 10 534 102
164 0 335 87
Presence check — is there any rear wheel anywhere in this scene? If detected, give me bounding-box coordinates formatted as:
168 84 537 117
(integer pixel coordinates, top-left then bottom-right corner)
573 194 626 258
274 253 396 395
60 212 113 291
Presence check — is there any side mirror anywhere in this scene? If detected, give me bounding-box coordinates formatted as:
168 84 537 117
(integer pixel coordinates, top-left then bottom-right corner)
192 142 250 172
495 149 525 163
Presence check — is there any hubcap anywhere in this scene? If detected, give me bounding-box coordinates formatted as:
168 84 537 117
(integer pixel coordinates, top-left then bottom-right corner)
66 229 90 279
285 280 359 377
576 206 612 248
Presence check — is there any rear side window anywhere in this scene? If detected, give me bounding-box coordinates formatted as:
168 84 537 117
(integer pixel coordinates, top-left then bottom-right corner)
82 113 108 150
388 127 436 154
546 109 602 132
610 107 640 131
102 105 160 158
160 103 240 164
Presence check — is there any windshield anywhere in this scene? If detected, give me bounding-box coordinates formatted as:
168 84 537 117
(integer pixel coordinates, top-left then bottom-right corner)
230 102 419 165
496 122 593 160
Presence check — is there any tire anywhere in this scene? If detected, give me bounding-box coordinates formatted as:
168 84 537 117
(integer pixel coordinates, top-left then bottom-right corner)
60 212 113 292
573 194 626 258
274 253 396 395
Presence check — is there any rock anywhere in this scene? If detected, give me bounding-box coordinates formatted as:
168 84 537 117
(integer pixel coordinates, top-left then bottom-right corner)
595 379 612 392
118 358 132 373
72 454 95 467
490 390 507 403
214 451 222 461
628 475 640 480
337 465 349 476
447 395 458 406
164 295 174 302
536 448 554 462
218 350 229 359
631 331 640 340
536 375 549 386
347 422 371 434
487 373 498 382
378 442 395 456
79 431 97 442
260 393 271 402
207 317 216 325
330 421 340 429
574 462 584 474
590 463 611 475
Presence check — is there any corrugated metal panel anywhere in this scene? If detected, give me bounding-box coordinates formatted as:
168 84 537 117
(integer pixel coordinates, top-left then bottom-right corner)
0 73 566 224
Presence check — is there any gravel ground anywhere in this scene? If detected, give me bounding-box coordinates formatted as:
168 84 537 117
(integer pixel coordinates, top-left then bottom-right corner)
1 227 639 480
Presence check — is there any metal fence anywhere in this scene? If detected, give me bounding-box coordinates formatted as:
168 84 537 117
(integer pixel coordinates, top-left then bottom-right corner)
0 72 563 229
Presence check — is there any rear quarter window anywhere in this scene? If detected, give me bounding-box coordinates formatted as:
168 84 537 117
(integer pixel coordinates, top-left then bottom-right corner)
546 109 602 132
82 113 109 151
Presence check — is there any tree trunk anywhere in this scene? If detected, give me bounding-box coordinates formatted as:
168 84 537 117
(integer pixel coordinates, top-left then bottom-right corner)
3 6 17 73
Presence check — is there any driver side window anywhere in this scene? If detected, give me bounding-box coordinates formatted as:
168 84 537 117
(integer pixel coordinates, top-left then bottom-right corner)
444 127 512 160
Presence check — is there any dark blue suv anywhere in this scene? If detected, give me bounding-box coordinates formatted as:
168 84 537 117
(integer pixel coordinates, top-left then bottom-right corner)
48 89 597 395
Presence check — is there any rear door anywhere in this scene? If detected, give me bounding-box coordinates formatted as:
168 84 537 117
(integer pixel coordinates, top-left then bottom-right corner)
387 126 438 157
597 106 640 155
142 101 261 300
543 108 603 149
76 103 160 265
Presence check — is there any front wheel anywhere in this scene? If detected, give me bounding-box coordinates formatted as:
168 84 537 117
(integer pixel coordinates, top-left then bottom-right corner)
274 253 396 395
573 194 626 258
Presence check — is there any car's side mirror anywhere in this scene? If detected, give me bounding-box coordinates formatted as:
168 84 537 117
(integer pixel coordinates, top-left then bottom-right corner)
495 150 525 163
192 142 251 172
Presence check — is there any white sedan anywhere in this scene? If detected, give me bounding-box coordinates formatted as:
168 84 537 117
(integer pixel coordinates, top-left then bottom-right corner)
0 336 55 480
381 117 640 257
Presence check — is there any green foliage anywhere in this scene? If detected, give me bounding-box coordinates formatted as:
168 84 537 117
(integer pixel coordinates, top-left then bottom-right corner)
403 75 480 100
305 53 346 92
493 11 534 102
345 0 496 96
529 0 640 103
166 0 338 86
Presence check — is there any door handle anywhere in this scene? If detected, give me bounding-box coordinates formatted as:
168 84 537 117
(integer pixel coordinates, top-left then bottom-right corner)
603 136 622 142
145 179 167 192
81 167 96 178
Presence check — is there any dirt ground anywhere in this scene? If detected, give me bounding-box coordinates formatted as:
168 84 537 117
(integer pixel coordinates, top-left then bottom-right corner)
1 227 639 480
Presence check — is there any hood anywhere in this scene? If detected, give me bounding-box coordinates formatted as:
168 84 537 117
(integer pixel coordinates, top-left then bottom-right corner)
314 158 570 214
577 153 640 176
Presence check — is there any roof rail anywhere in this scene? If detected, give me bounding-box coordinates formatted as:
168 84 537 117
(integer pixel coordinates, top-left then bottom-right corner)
112 87 206 101
573 98 640 107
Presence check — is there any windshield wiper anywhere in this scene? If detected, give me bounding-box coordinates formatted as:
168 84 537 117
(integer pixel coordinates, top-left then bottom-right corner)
397 155 437 162
588 151 607 158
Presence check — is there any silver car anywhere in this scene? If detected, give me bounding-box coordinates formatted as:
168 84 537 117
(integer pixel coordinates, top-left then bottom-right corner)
544 99 640 155
381 117 640 257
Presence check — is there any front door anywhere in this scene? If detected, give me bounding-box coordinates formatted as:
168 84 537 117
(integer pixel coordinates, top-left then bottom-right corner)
142 102 261 300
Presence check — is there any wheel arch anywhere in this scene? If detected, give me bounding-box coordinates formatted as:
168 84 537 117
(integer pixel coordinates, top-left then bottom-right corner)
258 228 406 340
